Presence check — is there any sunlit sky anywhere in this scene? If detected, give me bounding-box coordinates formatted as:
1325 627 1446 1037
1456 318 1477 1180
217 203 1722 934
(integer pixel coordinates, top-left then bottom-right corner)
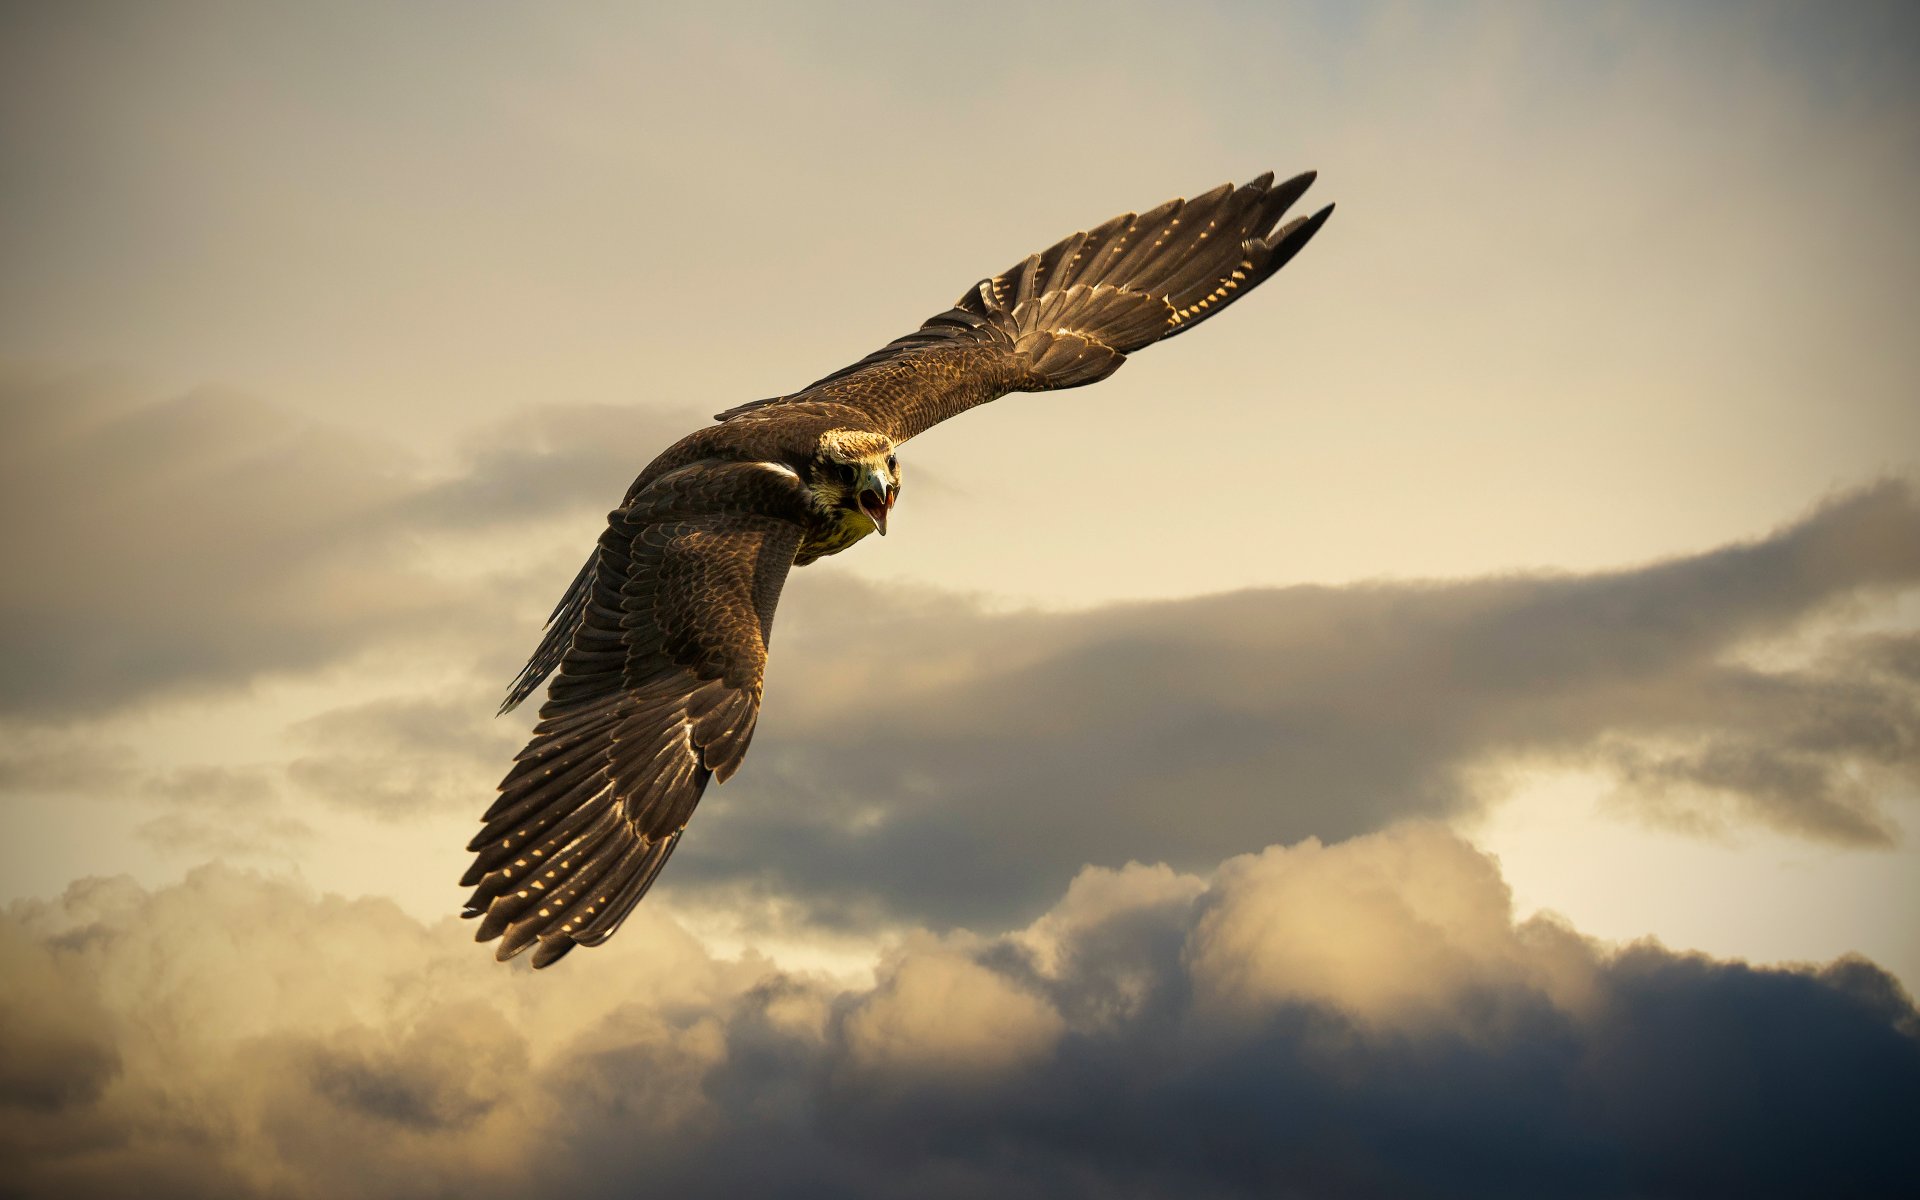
3 3 1917 1196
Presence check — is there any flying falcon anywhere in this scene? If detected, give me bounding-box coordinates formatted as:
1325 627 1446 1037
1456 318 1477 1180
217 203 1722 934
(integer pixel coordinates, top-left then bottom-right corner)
464 170 1334 966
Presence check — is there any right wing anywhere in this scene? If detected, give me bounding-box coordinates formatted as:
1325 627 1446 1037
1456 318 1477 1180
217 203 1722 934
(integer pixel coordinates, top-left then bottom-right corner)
715 170 1332 443
464 459 808 968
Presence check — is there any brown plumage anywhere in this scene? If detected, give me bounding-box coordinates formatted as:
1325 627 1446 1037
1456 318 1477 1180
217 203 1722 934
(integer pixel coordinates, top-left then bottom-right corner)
464 170 1334 966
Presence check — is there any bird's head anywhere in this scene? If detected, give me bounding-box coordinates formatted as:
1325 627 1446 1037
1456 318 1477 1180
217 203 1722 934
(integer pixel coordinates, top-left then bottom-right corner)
810 429 899 536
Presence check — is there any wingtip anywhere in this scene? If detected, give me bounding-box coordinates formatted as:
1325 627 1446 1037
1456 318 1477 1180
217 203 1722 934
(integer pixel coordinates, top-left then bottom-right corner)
1274 200 1335 239
1257 170 1320 229
531 936 577 968
478 906 515 943
1192 180 1237 205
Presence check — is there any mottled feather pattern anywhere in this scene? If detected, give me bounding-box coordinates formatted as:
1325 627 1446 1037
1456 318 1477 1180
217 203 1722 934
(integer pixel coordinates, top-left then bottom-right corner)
473 171 1330 965
467 462 809 965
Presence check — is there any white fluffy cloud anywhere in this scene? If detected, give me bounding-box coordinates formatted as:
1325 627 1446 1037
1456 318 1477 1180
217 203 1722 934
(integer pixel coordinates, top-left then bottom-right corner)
844 941 1065 1080
1187 825 1598 1032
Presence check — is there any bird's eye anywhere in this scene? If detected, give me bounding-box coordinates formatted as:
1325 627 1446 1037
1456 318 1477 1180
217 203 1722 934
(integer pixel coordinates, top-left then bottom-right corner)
839 462 858 484
886 454 897 472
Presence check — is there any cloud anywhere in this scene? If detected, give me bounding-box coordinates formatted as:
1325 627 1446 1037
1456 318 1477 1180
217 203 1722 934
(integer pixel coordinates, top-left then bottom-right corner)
23 460 1903 934
285 696 523 819
679 481 1920 927
842 940 1065 1082
1186 826 1587 1032
4 826 1915 1199
394 404 694 533
128 765 311 862
0 369 697 719
0 919 119 1112
303 1003 528 1133
0 862 765 1199
0 372 435 717
9 370 1910 941
0 735 139 797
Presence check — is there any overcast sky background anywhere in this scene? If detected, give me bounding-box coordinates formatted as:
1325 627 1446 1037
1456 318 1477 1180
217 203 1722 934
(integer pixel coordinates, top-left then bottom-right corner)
3 2 1918 1196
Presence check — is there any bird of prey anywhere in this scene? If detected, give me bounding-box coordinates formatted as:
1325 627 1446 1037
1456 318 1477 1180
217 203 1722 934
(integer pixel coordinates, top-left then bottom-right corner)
463 170 1334 966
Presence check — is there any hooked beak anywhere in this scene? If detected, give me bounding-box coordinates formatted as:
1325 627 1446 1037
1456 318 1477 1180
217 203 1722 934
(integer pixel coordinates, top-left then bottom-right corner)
857 481 892 536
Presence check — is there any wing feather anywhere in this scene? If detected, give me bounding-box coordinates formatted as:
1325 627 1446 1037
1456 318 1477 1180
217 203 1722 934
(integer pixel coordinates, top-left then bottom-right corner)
712 170 1332 443
465 460 808 967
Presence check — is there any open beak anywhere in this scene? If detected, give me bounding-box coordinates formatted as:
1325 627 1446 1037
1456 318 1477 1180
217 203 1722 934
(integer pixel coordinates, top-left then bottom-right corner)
857 482 892 536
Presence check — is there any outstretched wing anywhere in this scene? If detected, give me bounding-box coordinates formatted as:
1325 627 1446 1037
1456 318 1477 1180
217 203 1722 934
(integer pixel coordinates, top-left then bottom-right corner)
715 169 1333 443
463 460 808 968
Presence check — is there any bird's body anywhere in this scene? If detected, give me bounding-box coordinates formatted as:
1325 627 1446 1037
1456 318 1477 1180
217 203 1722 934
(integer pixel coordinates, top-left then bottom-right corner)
464 171 1333 966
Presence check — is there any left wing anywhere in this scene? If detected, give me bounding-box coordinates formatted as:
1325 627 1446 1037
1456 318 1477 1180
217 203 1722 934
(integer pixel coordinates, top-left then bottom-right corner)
463 460 807 967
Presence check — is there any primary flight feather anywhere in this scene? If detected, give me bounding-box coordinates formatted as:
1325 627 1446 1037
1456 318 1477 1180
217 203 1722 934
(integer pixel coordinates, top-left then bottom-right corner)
464 170 1334 966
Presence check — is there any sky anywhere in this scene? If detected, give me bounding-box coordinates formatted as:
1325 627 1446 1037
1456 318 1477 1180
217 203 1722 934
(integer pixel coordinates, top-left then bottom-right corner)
2 1 1918 1196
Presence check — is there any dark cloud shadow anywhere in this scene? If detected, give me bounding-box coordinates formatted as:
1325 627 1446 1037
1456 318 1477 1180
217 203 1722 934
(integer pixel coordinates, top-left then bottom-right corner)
680 481 1920 928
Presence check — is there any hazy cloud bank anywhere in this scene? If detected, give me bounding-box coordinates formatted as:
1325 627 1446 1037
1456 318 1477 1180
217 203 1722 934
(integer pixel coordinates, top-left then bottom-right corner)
4 824 1914 1200
689 481 1920 927
0 369 691 718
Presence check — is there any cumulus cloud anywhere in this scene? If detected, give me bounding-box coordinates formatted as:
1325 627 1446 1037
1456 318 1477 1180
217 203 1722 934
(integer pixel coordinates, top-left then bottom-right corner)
1186 826 1594 1032
0 863 763 1200
842 940 1065 1082
683 481 1920 927
0 919 119 1112
3 826 1915 1199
